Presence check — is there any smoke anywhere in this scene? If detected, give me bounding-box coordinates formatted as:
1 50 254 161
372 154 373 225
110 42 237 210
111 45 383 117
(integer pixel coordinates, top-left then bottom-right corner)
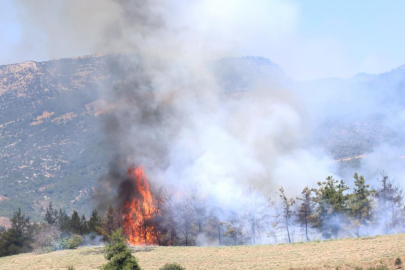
11 0 405 242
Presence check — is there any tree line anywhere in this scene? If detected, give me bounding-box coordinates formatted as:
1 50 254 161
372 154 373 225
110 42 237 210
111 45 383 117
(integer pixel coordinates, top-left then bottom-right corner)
0 171 404 257
132 172 404 246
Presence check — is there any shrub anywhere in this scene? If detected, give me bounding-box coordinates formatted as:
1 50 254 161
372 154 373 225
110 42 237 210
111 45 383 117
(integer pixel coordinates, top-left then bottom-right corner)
159 263 186 270
55 237 70 250
67 266 75 270
53 235 83 250
367 266 389 270
102 229 141 270
67 235 83 249
395 258 402 267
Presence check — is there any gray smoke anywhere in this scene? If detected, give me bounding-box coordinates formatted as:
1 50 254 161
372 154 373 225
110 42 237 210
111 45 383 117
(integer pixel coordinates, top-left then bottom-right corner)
66 1 329 215
12 0 405 242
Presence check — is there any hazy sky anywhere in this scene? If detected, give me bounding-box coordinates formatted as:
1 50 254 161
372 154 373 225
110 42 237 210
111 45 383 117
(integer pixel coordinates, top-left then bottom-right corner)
1 0 405 80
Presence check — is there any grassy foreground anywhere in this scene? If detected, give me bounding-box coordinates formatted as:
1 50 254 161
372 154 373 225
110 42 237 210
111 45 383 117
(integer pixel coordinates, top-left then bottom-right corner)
1 234 405 270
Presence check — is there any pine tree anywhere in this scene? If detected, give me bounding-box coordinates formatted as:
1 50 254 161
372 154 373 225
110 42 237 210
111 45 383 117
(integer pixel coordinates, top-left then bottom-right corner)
348 173 374 237
296 186 314 241
70 211 82 234
44 202 58 225
101 206 124 239
81 215 89 235
88 210 102 234
278 187 295 243
220 213 244 245
375 172 404 233
102 229 141 270
0 208 33 256
57 209 71 233
312 176 350 239
11 209 31 240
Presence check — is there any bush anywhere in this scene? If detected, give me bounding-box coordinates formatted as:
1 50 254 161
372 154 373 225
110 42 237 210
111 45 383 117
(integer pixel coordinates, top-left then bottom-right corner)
159 263 186 270
55 237 70 250
67 266 75 270
53 235 83 250
67 235 83 249
395 258 402 266
367 266 389 270
102 229 141 270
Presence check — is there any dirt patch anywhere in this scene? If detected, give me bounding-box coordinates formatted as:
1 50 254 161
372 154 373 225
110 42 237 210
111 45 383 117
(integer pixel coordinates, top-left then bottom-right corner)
0 216 11 228
30 111 55 126
51 112 78 124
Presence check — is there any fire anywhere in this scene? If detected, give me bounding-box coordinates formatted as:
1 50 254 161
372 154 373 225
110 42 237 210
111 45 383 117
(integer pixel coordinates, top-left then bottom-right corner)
123 166 158 245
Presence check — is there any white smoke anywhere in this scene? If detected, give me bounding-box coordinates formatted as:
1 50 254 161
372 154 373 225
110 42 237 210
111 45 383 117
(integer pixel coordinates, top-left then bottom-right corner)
10 0 405 243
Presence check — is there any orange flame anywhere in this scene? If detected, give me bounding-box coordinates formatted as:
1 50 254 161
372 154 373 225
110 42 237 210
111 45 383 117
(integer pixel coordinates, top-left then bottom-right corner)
123 166 158 245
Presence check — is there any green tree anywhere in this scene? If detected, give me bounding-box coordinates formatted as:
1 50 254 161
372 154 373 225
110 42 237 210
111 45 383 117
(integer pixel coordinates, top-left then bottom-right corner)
70 211 81 234
88 209 102 234
0 208 34 256
103 229 141 270
312 176 350 239
57 209 71 233
348 173 374 237
44 202 58 225
296 186 314 241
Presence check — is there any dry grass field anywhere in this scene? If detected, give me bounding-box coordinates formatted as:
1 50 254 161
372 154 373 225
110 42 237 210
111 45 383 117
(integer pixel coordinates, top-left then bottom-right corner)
1 234 405 270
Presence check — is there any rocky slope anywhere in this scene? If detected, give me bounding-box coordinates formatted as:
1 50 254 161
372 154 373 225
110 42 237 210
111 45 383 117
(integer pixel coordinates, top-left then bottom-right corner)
0 55 112 221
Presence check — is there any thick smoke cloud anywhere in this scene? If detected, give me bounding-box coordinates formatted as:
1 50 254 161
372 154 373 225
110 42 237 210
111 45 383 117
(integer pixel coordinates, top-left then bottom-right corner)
13 0 405 239
74 0 328 209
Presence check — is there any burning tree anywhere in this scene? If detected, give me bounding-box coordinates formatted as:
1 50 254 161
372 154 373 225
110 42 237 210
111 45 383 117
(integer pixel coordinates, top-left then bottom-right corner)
123 166 159 246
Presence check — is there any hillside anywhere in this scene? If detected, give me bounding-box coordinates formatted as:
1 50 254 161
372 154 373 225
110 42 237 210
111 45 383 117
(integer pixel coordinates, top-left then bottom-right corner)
296 67 405 160
1 54 405 222
0 55 294 222
1 234 405 269
0 55 113 221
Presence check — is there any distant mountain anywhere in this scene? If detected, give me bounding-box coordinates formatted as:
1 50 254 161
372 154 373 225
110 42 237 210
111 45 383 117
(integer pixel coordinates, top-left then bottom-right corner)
1 54 405 223
216 56 289 91
298 63 405 159
0 55 113 221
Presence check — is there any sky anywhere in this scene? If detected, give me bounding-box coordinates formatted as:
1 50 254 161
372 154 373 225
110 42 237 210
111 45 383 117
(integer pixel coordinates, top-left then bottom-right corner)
1 0 405 80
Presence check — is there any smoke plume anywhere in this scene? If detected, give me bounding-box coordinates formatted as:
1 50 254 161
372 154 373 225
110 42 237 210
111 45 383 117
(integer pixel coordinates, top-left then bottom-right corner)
13 0 405 242
84 0 324 211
